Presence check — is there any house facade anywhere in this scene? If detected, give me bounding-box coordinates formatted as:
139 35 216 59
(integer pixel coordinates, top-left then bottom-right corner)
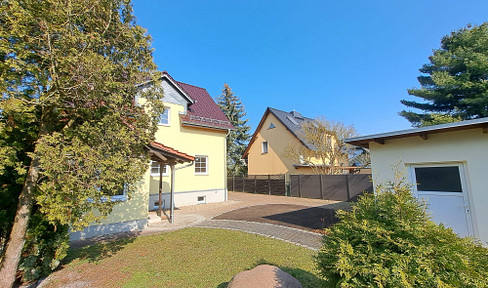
71 72 232 240
243 107 365 180
346 118 488 244
243 107 318 179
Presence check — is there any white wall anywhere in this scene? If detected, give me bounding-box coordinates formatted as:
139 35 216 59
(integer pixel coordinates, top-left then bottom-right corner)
369 128 488 244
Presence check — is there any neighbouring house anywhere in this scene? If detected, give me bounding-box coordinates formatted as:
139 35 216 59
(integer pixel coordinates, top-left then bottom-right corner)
70 71 233 240
242 107 364 181
345 118 488 244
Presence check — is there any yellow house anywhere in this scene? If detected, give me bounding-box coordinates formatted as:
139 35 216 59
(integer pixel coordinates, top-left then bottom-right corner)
346 118 488 244
243 107 363 181
70 71 233 240
243 107 322 180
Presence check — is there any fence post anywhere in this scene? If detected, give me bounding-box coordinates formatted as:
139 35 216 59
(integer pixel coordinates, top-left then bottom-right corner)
232 176 235 192
298 175 302 198
254 175 257 193
346 174 351 201
319 175 324 199
243 176 245 193
268 175 271 195
284 175 287 196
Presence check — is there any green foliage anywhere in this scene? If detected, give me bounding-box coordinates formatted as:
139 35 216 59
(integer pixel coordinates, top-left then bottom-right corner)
216 84 251 176
18 211 69 282
316 176 488 287
409 113 463 128
401 23 488 126
0 0 164 282
0 0 163 230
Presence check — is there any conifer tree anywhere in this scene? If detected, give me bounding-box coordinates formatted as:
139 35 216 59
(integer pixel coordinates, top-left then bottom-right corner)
0 1 164 286
216 84 251 176
400 23 488 127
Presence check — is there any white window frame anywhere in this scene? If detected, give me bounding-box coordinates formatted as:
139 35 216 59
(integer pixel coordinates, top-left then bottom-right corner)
194 155 208 175
262 141 268 154
407 161 476 237
158 107 170 126
150 160 169 176
407 162 468 196
110 183 128 202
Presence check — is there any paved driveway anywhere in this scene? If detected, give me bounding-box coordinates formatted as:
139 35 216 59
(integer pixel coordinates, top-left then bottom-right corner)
189 192 350 250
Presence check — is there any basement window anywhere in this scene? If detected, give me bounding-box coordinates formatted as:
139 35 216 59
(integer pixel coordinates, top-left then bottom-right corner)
197 196 206 204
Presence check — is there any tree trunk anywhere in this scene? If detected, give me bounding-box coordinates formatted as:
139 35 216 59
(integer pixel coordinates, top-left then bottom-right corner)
0 156 40 287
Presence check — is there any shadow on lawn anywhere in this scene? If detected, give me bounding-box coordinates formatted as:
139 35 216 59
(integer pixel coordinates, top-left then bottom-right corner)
216 259 325 288
63 232 139 265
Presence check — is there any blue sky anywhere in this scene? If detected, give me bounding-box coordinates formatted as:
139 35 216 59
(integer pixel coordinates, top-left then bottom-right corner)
131 0 488 136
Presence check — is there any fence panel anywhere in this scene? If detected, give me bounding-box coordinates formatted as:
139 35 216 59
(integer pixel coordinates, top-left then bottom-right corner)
320 175 349 201
290 174 372 202
227 175 286 196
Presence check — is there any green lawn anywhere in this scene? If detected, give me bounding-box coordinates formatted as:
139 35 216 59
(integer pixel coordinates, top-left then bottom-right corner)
58 228 325 287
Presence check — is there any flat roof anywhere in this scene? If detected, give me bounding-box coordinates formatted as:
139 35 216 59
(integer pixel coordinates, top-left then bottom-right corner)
346 117 488 148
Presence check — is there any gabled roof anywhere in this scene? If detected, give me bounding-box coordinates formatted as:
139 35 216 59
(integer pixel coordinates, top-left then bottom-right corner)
345 117 488 148
176 81 234 130
148 141 195 163
242 107 315 158
139 71 233 131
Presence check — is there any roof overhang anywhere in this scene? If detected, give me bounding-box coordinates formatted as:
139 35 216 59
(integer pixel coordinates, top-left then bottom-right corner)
136 71 195 105
147 141 195 164
345 117 488 148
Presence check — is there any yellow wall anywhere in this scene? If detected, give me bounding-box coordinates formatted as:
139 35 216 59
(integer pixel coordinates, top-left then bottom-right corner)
149 102 227 195
369 128 488 243
247 113 311 177
98 172 150 225
101 101 227 223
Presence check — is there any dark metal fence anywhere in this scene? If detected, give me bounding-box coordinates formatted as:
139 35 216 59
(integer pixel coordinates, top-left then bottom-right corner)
290 174 372 202
227 175 286 196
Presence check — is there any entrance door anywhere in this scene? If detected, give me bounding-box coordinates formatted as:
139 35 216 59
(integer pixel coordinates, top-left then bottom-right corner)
409 163 474 237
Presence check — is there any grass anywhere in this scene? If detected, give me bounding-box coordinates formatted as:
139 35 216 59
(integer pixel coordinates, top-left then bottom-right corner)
54 228 325 287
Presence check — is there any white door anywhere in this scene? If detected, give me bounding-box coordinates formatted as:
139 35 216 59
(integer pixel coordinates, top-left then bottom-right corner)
409 163 474 237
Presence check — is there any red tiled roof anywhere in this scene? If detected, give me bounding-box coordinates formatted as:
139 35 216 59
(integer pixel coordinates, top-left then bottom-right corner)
175 81 234 130
149 141 195 162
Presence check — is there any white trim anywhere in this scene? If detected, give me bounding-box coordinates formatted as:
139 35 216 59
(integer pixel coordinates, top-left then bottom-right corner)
158 107 171 126
194 155 209 175
407 162 476 237
346 117 488 144
150 160 169 177
262 141 268 154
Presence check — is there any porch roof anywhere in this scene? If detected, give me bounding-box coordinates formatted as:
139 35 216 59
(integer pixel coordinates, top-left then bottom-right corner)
147 141 195 164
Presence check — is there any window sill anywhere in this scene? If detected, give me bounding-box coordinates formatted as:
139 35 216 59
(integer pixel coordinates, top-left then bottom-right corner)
194 173 209 176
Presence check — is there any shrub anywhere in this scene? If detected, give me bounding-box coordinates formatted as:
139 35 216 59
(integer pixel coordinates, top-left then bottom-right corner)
315 176 488 288
18 210 70 282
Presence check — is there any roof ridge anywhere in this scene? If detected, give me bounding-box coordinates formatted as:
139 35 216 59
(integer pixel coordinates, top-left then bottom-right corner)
176 80 207 90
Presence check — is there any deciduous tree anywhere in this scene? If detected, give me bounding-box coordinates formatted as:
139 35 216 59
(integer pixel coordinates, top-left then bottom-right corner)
401 23 488 127
283 118 357 174
0 1 163 286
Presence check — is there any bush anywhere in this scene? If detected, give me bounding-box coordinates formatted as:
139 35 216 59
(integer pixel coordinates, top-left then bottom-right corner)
18 210 70 282
315 177 488 288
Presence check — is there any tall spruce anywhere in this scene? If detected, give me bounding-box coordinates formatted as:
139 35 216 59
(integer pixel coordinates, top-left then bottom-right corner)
0 1 164 286
400 23 488 127
216 84 250 176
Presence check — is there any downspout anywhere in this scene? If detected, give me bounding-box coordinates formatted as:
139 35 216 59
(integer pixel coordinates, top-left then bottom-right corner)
169 161 194 224
224 129 231 201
